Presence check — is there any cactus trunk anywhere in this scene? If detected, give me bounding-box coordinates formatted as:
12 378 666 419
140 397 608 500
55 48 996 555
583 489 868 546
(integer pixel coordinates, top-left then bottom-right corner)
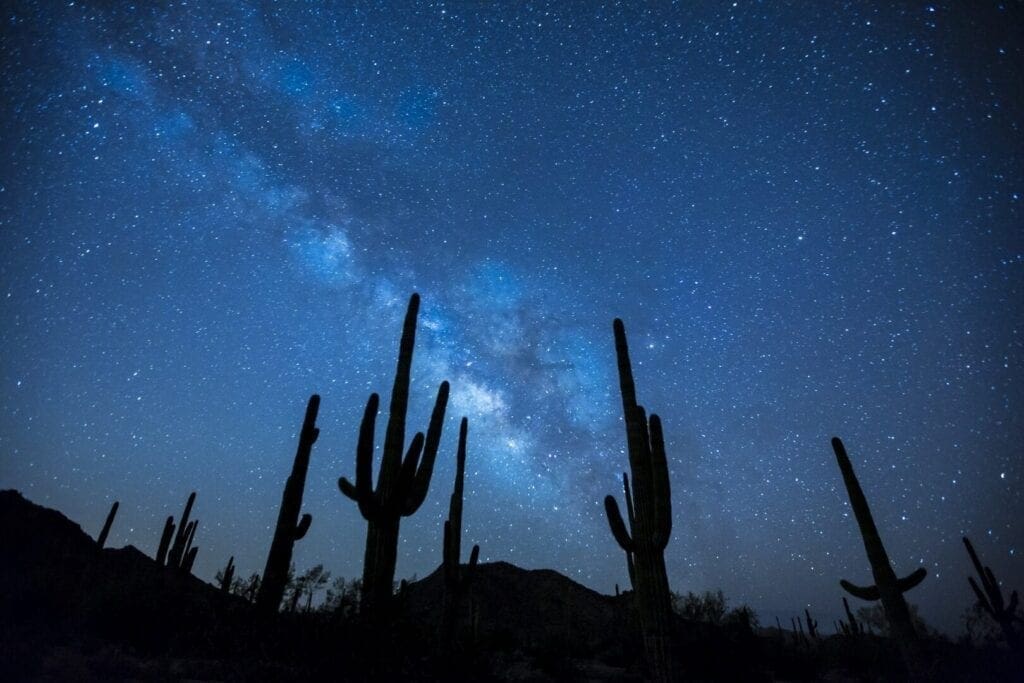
442 418 480 651
256 394 320 615
97 501 118 548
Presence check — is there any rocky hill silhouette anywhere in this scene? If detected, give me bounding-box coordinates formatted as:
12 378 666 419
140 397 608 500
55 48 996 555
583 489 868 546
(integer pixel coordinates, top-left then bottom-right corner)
0 489 645 680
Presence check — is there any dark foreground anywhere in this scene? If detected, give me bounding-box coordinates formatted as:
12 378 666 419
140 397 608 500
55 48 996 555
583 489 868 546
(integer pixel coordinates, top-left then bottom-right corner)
0 490 1018 681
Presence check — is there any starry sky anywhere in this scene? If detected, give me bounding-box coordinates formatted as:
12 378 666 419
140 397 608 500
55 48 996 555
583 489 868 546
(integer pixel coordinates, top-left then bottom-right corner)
1 1 1021 633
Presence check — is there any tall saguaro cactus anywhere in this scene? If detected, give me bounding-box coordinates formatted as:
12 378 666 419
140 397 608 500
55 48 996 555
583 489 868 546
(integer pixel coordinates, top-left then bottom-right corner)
256 394 320 615
831 437 926 667
603 318 677 683
339 293 450 615
97 501 119 548
442 417 481 650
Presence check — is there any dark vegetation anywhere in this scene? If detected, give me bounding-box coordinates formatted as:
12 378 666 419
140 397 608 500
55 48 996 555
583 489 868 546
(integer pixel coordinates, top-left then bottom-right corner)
1 293 1021 681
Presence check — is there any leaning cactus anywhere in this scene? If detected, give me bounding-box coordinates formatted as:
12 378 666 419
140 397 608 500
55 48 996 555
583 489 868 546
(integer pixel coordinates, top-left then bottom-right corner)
442 418 481 650
603 318 677 683
97 501 119 548
963 536 1021 651
256 395 320 615
831 437 926 669
339 293 450 615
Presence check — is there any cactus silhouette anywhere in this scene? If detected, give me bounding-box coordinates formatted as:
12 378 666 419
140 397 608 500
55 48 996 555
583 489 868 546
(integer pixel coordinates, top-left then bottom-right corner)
156 515 174 565
166 492 197 568
603 318 677 683
831 437 926 672
256 394 320 615
154 492 200 572
442 417 480 651
804 608 819 640
220 556 236 593
97 501 118 548
338 293 450 615
963 535 1021 651
840 596 863 636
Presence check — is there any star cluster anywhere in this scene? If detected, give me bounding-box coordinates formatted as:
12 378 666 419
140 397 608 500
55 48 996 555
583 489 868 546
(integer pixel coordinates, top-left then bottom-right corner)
1 1 1021 632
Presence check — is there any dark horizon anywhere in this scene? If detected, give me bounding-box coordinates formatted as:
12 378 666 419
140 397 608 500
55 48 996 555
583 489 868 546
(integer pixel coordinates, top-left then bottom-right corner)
1 2 1022 636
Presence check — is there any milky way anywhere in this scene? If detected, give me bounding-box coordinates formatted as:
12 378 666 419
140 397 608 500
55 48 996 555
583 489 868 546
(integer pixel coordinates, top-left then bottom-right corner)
1 2 1021 632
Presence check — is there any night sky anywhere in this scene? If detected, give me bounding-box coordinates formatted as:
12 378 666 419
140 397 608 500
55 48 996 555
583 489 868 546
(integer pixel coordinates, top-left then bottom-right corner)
2 2 1021 633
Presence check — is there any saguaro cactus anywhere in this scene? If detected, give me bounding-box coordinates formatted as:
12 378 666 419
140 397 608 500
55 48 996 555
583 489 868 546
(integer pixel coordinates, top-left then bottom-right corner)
220 556 236 593
339 293 450 615
831 437 926 666
97 501 119 548
156 515 174 565
805 608 819 640
840 596 863 636
603 318 677 683
256 395 320 615
167 492 197 568
963 536 1021 651
442 418 481 649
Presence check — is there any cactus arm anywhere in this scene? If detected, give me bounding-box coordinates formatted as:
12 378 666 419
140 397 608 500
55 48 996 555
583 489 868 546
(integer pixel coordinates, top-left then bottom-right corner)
648 414 672 548
604 495 635 551
898 568 927 592
840 579 880 601
338 478 358 499
395 433 425 513
402 382 451 514
468 544 480 569
623 472 636 533
346 393 381 518
294 513 312 540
